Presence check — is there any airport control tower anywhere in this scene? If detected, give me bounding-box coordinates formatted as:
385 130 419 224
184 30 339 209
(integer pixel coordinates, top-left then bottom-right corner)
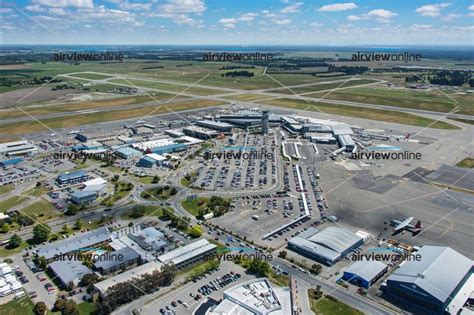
262 110 269 134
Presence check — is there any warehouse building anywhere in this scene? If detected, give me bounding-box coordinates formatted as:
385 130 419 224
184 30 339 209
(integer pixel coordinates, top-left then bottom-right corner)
217 110 282 128
288 227 363 265
36 227 111 262
0 157 23 169
93 247 141 275
114 147 143 159
48 260 90 288
70 190 97 205
128 227 169 253
137 153 167 168
94 261 163 297
342 258 388 289
183 126 218 140
57 170 89 185
386 246 473 315
0 140 38 156
196 120 234 133
157 239 217 268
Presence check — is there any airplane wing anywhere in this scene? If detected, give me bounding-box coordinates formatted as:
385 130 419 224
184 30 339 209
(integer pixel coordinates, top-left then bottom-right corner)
394 217 414 231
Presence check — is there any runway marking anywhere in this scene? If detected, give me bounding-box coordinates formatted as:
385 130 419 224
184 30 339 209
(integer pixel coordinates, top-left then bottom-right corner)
432 218 455 239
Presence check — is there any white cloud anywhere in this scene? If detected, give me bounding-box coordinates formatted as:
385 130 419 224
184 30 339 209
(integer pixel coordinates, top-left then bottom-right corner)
218 12 258 28
367 9 397 19
415 3 451 17
25 4 46 12
154 0 206 27
119 2 152 11
49 8 68 15
319 2 358 12
469 12 474 17
310 22 323 27
273 18 291 25
469 4 474 10
281 2 303 14
410 24 433 31
442 13 462 21
32 0 93 8
347 15 361 21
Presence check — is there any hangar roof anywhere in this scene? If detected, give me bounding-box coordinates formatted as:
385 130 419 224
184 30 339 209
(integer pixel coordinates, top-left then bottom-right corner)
307 227 362 253
344 259 387 282
388 246 473 303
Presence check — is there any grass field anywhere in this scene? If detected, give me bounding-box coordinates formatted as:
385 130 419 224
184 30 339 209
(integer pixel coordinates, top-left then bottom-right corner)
69 73 114 80
0 195 30 213
456 158 474 168
181 197 210 217
0 295 35 315
25 185 50 197
306 86 473 115
121 205 164 220
264 79 379 95
449 118 474 125
310 295 364 315
77 302 97 315
109 78 225 95
0 99 222 136
131 175 157 184
0 241 29 257
260 98 459 129
141 186 177 200
20 199 58 222
0 184 13 196
222 93 268 101
0 93 178 121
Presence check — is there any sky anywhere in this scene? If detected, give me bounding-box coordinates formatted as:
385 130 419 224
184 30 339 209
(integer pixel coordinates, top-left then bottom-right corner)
0 0 473 45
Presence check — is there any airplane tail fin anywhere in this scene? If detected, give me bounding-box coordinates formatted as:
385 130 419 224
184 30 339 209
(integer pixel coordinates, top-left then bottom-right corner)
415 220 422 231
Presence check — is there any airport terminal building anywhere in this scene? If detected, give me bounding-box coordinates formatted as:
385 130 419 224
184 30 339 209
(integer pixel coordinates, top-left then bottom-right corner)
386 246 473 315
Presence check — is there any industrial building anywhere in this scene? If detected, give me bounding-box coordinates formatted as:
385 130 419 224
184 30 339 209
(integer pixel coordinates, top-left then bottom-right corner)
342 258 388 289
386 246 473 315
132 139 186 155
93 247 141 275
0 157 23 169
36 227 111 262
57 170 89 185
157 239 217 268
196 120 234 133
337 135 356 152
128 227 169 253
0 140 38 156
70 190 97 205
48 260 90 288
217 110 281 128
94 261 163 297
137 153 167 168
288 227 363 265
183 126 218 140
114 147 143 159
209 278 294 315
82 177 108 195
281 116 302 134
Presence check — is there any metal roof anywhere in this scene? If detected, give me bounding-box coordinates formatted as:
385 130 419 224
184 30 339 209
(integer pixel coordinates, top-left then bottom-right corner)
37 228 110 260
58 170 88 182
307 227 362 253
158 239 216 266
288 237 341 262
49 260 91 286
387 246 473 303
344 259 387 282
197 120 234 128
71 190 97 198
93 247 140 271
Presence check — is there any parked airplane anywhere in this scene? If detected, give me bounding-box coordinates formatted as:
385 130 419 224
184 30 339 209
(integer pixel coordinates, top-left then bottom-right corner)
390 217 422 235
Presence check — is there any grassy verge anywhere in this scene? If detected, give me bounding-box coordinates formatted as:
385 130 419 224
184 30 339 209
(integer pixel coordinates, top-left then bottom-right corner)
120 205 164 220
25 185 50 197
0 295 35 315
0 184 13 196
456 158 474 168
449 118 474 125
130 175 157 184
180 177 191 187
260 98 459 130
268 271 290 287
0 241 29 257
0 196 30 213
141 186 177 201
77 302 97 315
69 73 114 80
309 292 364 315
20 199 58 222
181 197 210 217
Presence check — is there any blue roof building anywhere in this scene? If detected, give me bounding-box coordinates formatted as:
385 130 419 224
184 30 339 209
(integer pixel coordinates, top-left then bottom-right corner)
0 157 23 168
58 170 89 184
71 190 97 205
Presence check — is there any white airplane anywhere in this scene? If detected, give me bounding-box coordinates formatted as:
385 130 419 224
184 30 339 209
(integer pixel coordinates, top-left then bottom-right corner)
390 216 422 234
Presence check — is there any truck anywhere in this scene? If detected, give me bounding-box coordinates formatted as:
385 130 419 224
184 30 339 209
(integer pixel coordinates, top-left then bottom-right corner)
252 215 259 220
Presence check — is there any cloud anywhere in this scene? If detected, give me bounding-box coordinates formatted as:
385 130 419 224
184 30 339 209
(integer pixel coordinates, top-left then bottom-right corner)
347 15 361 21
281 2 303 14
25 4 46 12
442 13 461 21
119 2 152 11
273 18 291 25
310 22 323 27
153 0 206 26
49 8 68 15
319 2 358 12
469 4 474 10
218 12 258 28
32 0 93 8
410 24 433 31
415 3 451 17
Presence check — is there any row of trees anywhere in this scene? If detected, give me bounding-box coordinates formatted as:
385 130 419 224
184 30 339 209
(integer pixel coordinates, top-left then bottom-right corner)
405 70 472 86
197 196 231 218
95 264 177 314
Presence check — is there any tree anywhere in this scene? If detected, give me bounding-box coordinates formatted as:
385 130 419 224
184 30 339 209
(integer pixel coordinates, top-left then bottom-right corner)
278 250 287 259
74 219 83 230
311 263 322 275
188 225 203 238
38 256 47 270
247 260 270 276
33 301 48 315
130 205 146 219
152 175 160 184
66 204 78 215
62 224 69 234
33 224 51 243
79 273 99 287
170 187 178 195
1 223 10 233
8 234 22 248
